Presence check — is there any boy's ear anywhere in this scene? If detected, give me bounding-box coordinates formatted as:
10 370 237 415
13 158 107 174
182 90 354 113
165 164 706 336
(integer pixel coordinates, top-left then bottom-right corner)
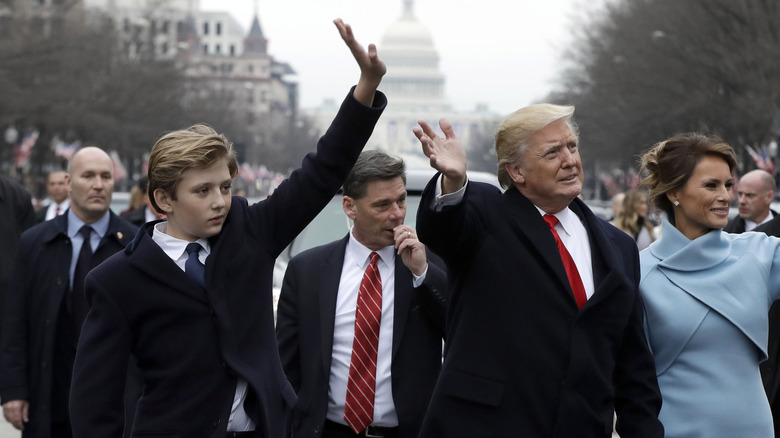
154 188 174 214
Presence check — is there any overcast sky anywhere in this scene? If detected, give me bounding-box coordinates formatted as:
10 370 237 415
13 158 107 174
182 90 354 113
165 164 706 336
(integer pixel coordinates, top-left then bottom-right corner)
199 0 591 115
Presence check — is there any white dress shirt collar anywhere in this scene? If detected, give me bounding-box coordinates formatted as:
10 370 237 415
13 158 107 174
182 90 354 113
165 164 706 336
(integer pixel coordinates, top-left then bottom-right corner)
535 206 580 239
67 209 110 241
534 204 595 299
151 221 211 267
347 227 396 269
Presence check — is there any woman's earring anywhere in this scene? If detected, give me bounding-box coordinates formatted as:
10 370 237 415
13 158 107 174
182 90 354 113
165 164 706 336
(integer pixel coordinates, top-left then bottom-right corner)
673 200 680 207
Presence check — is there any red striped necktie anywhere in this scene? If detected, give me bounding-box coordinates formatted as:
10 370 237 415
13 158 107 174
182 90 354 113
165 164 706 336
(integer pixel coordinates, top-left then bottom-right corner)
544 214 587 309
344 251 382 433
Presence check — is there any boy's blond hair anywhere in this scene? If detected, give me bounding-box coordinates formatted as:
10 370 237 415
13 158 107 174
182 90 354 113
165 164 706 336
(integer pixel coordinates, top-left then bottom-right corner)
148 124 238 214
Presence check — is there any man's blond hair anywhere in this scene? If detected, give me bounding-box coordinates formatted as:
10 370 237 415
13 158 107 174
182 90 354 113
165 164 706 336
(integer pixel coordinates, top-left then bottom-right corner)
494 104 578 190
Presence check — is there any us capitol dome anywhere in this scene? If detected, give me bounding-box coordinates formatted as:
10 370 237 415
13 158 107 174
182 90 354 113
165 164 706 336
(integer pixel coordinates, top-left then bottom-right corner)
379 0 448 112
307 0 499 161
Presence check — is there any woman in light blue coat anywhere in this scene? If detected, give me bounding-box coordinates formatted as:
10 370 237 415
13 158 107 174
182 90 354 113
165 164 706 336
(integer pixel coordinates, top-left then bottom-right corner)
639 132 780 438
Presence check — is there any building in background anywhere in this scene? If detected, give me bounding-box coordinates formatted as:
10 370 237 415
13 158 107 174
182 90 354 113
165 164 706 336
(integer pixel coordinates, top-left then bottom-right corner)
306 0 500 168
0 0 304 198
0 0 85 37
83 0 298 168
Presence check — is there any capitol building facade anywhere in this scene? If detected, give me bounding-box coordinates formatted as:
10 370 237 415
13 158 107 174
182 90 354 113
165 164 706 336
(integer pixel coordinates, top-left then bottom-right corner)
306 0 501 168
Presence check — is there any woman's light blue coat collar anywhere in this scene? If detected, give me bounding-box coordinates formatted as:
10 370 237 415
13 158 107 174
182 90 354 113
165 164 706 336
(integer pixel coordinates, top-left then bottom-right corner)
648 214 731 271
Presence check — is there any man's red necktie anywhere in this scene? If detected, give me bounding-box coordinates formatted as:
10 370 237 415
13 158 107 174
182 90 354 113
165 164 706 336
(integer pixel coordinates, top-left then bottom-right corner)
344 252 382 433
544 214 587 309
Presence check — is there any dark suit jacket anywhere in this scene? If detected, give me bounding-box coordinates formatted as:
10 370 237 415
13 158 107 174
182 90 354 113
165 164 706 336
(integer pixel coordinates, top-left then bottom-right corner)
0 211 136 438
415 179 663 438
724 210 778 233
276 236 446 438
724 216 747 233
69 89 386 438
0 175 35 327
755 215 780 237
752 216 780 433
119 206 148 227
34 207 47 224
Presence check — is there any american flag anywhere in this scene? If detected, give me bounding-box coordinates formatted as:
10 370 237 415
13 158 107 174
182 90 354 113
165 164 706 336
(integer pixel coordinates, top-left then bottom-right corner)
745 145 776 175
54 139 81 160
13 130 39 168
109 150 127 182
239 162 257 182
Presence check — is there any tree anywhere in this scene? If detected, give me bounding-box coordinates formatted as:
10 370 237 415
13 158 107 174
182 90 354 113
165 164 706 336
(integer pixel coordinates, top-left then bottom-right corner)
1 1 316 192
0 2 190 185
552 0 780 173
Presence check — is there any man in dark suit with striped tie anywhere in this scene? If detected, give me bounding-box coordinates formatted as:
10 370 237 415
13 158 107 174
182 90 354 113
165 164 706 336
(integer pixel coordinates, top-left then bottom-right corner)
276 150 447 438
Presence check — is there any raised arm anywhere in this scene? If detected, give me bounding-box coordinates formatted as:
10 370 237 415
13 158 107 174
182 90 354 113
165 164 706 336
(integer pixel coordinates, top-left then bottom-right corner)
334 18 386 107
413 119 468 194
246 21 387 257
